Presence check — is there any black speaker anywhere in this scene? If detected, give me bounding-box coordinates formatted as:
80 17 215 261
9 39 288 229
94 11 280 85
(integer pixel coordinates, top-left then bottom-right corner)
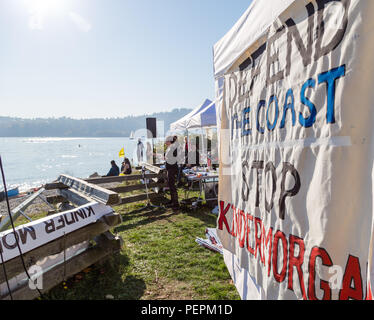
146 118 157 139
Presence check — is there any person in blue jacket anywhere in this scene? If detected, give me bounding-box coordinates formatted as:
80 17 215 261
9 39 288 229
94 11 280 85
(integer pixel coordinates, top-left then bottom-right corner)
105 160 120 177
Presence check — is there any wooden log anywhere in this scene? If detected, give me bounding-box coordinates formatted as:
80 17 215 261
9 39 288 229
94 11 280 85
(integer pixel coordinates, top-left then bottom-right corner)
139 162 164 174
109 182 159 194
2 236 122 300
44 182 69 191
136 163 163 170
84 173 158 185
58 189 92 207
120 192 157 205
95 231 124 250
0 213 122 286
58 175 120 206
46 195 66 204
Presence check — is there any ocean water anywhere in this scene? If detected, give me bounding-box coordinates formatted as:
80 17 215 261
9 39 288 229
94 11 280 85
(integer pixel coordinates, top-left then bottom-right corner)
0 137 142 192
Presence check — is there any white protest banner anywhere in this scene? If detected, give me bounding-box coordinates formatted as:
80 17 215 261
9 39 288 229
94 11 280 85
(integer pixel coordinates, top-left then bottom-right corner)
214 0 374 300
0 202 114 263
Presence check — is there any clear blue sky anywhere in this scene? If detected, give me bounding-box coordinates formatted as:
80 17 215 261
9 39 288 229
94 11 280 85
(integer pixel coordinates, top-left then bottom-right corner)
0 0 251 119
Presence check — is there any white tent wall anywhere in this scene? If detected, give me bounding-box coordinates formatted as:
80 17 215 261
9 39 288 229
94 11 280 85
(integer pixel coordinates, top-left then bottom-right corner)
214 0 374 300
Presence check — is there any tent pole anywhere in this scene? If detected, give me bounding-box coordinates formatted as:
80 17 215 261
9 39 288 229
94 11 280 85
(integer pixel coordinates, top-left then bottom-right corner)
201 127 205 166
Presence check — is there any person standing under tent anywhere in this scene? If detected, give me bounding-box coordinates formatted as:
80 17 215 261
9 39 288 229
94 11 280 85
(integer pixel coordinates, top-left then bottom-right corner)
184 136 189 165
165 135 180 209
137 138 144 164
174 136 185 186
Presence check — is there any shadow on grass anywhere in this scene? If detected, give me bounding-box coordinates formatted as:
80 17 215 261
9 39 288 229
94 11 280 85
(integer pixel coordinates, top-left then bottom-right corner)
182 205 218 226
119 275 147 300
45 250 147 300
115 207 177 233
115 191 217 232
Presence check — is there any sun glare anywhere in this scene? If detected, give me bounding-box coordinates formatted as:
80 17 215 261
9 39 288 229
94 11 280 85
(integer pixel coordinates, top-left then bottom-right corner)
25 0 66 14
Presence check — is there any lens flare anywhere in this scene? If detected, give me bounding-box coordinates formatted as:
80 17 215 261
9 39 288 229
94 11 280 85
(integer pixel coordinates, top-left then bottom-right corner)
26 0 65 14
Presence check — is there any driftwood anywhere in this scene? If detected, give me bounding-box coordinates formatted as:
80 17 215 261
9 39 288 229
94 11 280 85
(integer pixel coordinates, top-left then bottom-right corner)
44 182 68 191
57 188 93 207
57 175 120 206
85 174 158 185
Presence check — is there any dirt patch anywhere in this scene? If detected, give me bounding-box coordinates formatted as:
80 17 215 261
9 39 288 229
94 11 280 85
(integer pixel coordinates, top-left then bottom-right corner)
142 278 196 300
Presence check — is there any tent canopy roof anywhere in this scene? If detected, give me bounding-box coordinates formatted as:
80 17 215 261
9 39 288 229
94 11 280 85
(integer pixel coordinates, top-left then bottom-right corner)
187 100 217 129
213 0 294 78
170 99 216 131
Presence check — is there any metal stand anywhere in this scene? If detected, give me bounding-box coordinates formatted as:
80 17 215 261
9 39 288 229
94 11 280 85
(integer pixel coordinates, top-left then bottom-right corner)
142 166 160 209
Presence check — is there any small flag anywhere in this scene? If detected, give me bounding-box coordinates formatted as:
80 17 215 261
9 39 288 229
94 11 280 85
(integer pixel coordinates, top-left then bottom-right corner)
119 147 125 158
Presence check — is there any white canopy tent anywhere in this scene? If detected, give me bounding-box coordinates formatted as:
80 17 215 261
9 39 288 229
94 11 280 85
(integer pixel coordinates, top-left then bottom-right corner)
170 98 218 166
214 0 374 301
170 98 213 132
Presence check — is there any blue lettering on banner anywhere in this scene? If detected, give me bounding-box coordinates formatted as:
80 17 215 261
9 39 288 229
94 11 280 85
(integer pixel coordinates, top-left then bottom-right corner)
242 107 251 136
231 65 346 136
280 88 296 129
267 95 279 131
299 78 317 128
256 100 266 134
318 64 346 124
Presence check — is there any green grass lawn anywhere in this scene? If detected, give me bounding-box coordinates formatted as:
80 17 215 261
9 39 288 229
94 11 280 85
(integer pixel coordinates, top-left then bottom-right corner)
44 187 240 300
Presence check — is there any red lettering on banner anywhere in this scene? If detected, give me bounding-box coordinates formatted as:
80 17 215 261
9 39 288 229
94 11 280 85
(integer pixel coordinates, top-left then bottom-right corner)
255 218 265 265
218 201 368 301
246 213 255 256
272 231 288 283
238 210 247 248
264 227 273 277
308 247 333 300
218 201 231 233
339 255 363 300
288 235 307 300
231 205 237 237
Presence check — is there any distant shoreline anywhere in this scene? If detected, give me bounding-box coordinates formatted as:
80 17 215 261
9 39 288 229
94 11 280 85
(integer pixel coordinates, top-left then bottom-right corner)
0 108 192 138
0 136 133 138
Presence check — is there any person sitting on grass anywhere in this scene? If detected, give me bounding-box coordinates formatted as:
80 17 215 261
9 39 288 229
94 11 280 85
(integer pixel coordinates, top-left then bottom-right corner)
106 160 120 177
121 158 132 175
